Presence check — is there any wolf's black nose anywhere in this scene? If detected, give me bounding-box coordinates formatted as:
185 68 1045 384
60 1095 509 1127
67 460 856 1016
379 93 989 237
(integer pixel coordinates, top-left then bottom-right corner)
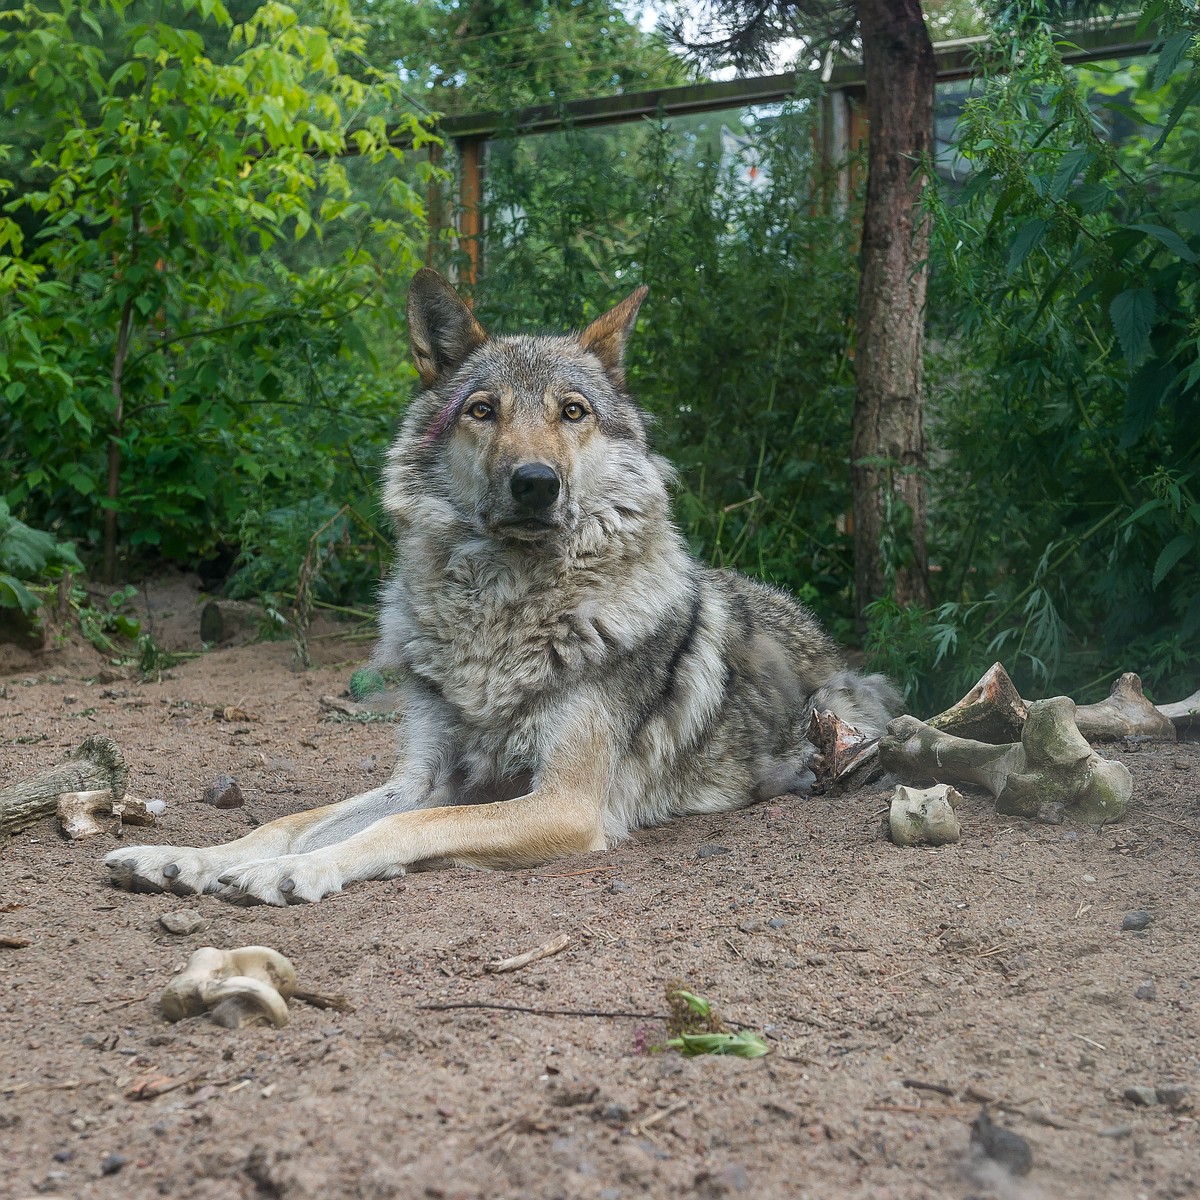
510 462 561 510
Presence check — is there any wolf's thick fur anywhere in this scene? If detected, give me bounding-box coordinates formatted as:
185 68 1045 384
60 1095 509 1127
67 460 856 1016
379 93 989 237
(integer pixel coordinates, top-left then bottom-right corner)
106 271 899 904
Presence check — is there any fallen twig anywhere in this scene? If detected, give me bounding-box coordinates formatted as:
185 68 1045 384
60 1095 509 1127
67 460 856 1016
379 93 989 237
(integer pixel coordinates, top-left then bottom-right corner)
0 935 31 948
631 1098 689 1135
418 1001 665 1020
1143 812 1200 836
485 933 570 974
902 1079 956 1097
292 987 356 1013
538 865 617 879
867 1103 970 1117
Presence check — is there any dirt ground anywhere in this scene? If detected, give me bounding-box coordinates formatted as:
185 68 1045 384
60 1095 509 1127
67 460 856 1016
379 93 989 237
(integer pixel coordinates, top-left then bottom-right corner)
1 580 1197 1200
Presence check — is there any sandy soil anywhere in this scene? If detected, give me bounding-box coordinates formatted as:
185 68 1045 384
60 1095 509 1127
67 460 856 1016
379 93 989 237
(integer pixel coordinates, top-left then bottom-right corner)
1 600 1197 1200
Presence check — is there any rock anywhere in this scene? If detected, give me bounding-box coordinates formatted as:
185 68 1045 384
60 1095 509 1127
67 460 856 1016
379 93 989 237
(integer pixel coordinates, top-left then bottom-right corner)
696 844 732 858
1121 910 1152 931
607 880 631 894
970 1106 1032 1176
1036 801 1064 825
199 601 225 644
1156 1085 1190 1109
96 667 128 685
1135 980 1157 1001
1097 1124 1133 1139
201 774 243 808
159 909 207 936
599 1102 630 1123
767 917 788 929
100 1153 128 1176
738 918 765 933
1123 1085 1158 1106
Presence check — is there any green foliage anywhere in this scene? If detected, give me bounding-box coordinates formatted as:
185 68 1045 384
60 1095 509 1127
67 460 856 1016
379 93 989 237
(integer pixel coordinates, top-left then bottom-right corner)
77 582 142 653
0 499 82 613
663 985 769 1058
902 0 1200 710
477 96 861 635
0 0 430 577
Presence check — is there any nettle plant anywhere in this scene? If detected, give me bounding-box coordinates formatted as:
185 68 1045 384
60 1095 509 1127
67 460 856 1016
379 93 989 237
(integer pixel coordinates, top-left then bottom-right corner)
0 0 432 577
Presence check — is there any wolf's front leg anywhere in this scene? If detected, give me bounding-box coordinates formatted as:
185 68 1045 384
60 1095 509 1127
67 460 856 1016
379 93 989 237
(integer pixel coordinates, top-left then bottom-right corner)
104 775 445 897
217 714 613 905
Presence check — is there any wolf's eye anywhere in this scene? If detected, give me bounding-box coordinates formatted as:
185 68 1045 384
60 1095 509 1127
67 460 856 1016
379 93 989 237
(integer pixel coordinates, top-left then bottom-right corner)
562 400 587 422
466 398 494 421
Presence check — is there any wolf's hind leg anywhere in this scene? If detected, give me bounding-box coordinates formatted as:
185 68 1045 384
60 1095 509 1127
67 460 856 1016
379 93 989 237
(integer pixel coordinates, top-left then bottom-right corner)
105 777 440 897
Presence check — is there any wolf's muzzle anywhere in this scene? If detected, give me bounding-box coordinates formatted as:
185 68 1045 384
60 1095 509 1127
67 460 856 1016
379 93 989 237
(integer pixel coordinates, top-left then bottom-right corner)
510 462 561 512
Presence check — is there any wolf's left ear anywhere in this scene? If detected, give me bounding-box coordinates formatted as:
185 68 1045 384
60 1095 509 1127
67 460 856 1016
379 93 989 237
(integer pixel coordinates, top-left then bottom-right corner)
579 285 648 388
407 268 488 386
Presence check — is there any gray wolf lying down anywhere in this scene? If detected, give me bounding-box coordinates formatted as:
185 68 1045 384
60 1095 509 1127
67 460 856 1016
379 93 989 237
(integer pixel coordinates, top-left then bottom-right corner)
107 270 899 905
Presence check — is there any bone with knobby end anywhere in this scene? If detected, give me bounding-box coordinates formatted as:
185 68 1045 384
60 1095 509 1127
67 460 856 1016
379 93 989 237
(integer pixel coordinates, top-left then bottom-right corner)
889 783 964 847
831 662 1030 789
160 946 297 1027
879 697 1132 825
1 736 127 837
926 662 1028 744
1156 687 1200 736
809 709 872 784
1073 673 1175 743
57 790 158 840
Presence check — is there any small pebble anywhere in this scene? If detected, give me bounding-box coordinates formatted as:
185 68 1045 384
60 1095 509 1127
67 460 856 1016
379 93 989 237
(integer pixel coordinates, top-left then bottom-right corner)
1122 910 1152 931
970 1106 1032 1176
696 844 732 859
51 1150 72 1163
1036 801 1064 825
600 1102 630 1123
159 910 207 936
1156 1085 1189 1109
100 1153 128 1176
607 880 631 894
201 775 244 808
1123 1085 1158 1106
1135 980 1157 1001
738 918 765 933
1081 874 1096 884
1097 1124 1133 1139
767 917 788 929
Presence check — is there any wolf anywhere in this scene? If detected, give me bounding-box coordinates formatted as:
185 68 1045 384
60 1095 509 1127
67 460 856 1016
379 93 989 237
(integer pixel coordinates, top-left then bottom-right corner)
106 269 899 905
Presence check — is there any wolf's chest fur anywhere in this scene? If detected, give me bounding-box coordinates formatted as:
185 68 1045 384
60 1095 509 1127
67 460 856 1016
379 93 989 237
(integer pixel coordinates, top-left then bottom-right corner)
384 523 689 734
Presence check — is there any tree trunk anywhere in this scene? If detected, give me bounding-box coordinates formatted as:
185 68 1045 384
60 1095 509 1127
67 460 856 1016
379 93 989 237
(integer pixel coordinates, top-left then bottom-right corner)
852 0 934 617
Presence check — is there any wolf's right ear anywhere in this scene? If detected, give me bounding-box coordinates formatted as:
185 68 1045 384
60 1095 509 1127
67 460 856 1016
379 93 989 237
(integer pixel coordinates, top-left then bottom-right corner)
407 269 488 386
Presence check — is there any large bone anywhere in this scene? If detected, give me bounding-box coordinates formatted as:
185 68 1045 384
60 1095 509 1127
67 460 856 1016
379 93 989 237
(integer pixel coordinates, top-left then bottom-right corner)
1158 688 1199 738
926 662 1028 743
1074 673 1175 742
1 736 127 837
57 789 159 840
879 697 1132 824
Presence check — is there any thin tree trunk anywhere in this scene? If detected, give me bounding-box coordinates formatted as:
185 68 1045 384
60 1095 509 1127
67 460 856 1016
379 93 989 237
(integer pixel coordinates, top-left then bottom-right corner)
103 296 135 584
852 0 934 618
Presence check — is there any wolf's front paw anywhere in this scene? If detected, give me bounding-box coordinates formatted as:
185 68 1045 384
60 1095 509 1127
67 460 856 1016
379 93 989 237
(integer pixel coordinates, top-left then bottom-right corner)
105 845 228 896
217 852 349 907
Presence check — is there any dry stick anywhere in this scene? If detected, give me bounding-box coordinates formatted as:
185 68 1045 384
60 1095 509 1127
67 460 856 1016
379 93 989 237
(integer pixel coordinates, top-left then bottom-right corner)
631 1098 689 1136
902 1079 956 1097
0 935 31 949
292 988 356 1013
418 1001 665 1020
1143 812 1200 836
538 865 617 879
485 933 570 974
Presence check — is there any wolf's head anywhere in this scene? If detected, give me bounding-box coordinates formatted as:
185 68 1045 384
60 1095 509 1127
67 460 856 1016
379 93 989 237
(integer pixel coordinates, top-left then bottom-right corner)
386 269 672 553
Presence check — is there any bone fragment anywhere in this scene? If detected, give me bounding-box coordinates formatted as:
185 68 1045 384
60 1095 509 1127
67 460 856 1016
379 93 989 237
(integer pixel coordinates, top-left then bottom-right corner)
56 789 158 840
879 697 1132 824
484 933 571 974
889 784 963 846
809 709 873 783
1 736 127 837
160 946 297 1028
1157 688 1200 737
1074 674 1175 742
926 663 1028 744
